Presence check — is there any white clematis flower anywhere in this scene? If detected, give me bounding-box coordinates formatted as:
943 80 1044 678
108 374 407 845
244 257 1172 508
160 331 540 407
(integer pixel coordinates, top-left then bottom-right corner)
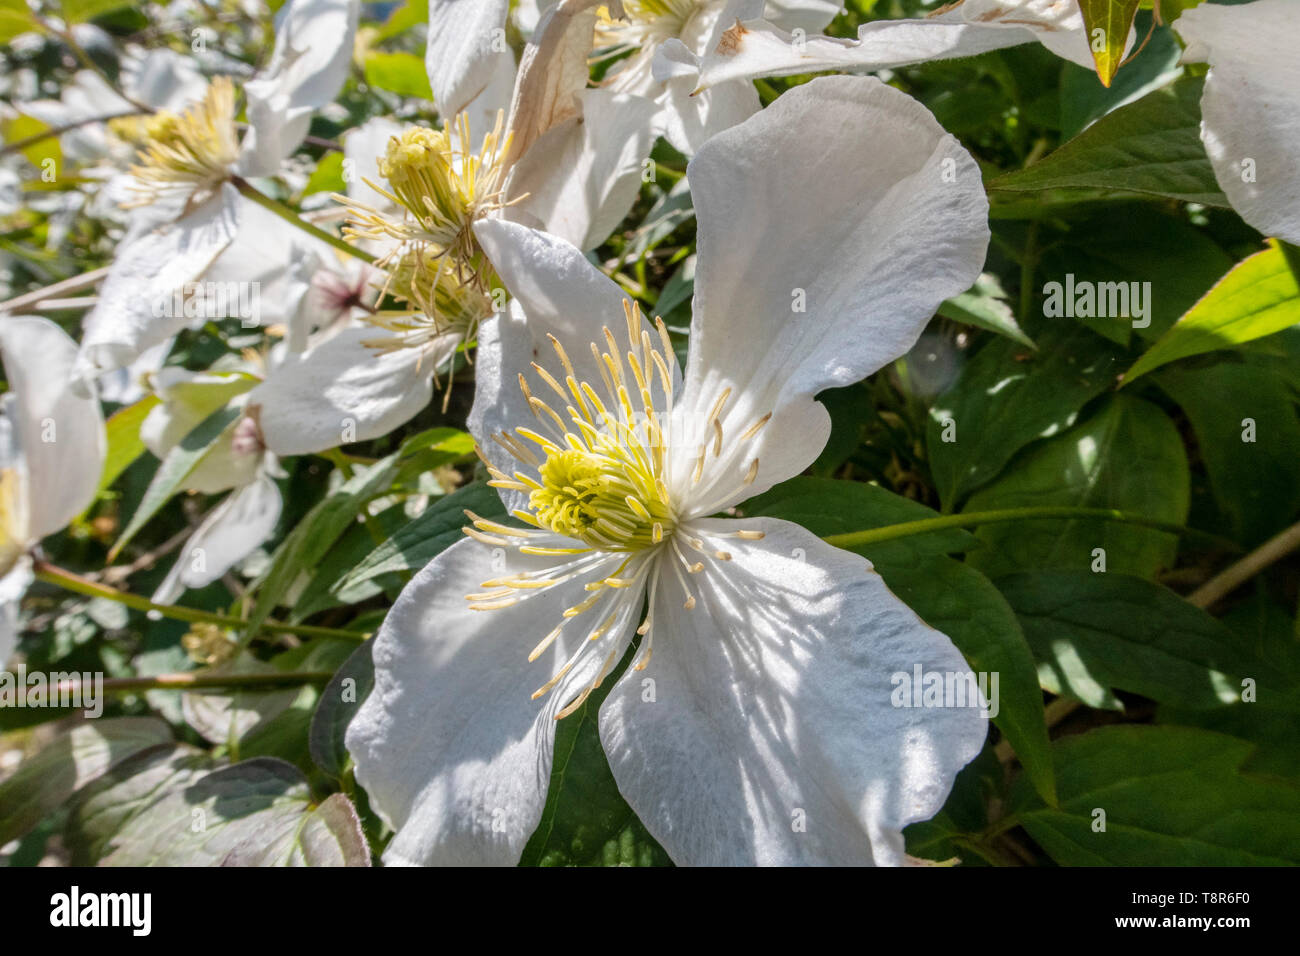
77 0 360 381
139 367 284 604
1174 0 1300 246
0 317 107 665
346 75 991 866
682 0 1100 95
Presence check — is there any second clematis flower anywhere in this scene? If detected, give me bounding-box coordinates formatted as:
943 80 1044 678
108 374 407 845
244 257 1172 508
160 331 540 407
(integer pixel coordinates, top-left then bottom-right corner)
347 75 992 866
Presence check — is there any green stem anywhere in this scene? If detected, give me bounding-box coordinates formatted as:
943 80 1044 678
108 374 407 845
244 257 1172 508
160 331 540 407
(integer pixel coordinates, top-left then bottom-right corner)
230 175 374 266
33 562 368 642
822 506 1235 552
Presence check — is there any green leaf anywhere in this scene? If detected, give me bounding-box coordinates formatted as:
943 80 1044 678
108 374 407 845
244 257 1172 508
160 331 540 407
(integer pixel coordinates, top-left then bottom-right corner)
1034 207 1235 344
991 77 1225 206
1015 725 1300 865
65 744 212 865
1156 360 1300 543
1076 0 1142 88
937 274 1035 349
0 0 36 43
374 0 427 40
739 476 976 565
96 394 161 495
309 640 374 779
0 717 172 846
109 403 243 560
520 647 671 867
5 114 62 173
59 0 134 22
872 554 1055 806
332 481 507 600
927 323 1122 508
96 756 370 866
1121 242 1300 384
997 571 1294 711
363 51 433 99
963 395 1189 579
302 152 345 196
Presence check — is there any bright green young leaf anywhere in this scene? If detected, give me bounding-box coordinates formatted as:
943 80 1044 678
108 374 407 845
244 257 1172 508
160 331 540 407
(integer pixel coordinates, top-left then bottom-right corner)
303 152 346 196
0 0 36 43
363 51 433 99
872 553 1055 806
927 323 1122 509
1015 725 1300 865
96 394 160 494
1076 0 1142 88
1121 242 1300 385
937 274 1036 349
997 571 1295 711
963 395 1189 579
991 77 1224 206
5 114 62 174
110 403 243 560
59 0 134 22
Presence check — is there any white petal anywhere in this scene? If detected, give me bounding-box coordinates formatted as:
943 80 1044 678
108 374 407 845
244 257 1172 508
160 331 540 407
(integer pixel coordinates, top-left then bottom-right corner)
426 0 513 120
600 518 987 865
656 74 758 156
1176 0 1300 245
691 0 1092 92
249 326 444 457
673 76 988 512
122 48 209 111
0 316 106 540
239 0 360 175
501 3 597 164
152 474 282 604
346 536 640 865
504 88 659 251
77 184 240 379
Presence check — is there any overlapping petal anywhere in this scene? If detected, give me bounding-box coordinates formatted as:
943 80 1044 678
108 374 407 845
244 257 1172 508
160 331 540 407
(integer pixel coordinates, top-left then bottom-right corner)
601 518 988 865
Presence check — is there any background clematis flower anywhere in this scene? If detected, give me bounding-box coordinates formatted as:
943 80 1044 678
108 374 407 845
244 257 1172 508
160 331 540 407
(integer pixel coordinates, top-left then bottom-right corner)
681 0 1102 96
139 366 284 604
75 0 360 383
1174 0 1300 246
0 317 106 665
346 75 991 866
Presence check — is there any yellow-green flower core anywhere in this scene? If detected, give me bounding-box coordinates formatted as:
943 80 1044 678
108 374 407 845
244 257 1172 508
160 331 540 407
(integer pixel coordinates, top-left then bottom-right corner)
126 77 239 204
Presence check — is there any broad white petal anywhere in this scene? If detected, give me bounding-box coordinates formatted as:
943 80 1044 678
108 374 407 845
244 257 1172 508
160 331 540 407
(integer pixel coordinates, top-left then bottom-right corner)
601 518 987 865
0 316 106 540
426 0 513 120
249 326 443 456
673 76 988 511
504 89 659 250
77 184 240 379
692 1 1091 92
657 74 758 156
346 536 640 865
240 0 360 175
153 474 282 604
122 48 209 111
502 3 597 165
1176 0 1300 245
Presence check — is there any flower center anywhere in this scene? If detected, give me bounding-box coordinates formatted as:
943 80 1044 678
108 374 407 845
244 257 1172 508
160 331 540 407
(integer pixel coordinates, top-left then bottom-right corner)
125 78 239 204
479 300 678 553
341 112 510 264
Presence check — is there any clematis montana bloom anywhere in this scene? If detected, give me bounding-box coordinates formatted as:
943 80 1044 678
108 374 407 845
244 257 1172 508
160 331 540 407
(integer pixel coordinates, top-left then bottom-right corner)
0 318 106 664
679 0 1100 96
346 76 991 866
76 0 360 381
1175 0 1300 246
